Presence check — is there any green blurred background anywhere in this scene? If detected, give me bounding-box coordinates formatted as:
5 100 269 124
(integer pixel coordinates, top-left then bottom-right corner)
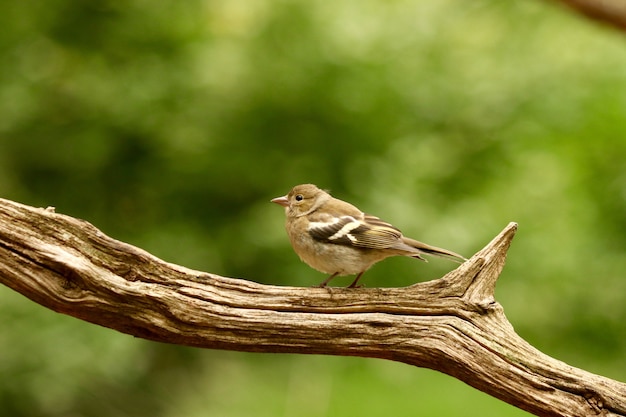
1 0 625 415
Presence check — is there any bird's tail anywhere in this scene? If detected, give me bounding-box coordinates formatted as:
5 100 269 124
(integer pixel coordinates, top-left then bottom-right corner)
403 237 467 263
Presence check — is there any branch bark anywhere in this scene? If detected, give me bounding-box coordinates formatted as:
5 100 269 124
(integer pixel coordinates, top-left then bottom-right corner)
0 198 624 417
549 0 626 31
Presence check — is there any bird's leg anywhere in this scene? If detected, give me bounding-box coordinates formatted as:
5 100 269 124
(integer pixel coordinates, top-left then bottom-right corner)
317 272 339 288
347 272 365 288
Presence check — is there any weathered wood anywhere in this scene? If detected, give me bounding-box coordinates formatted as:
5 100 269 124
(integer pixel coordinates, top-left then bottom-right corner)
0 198 624 416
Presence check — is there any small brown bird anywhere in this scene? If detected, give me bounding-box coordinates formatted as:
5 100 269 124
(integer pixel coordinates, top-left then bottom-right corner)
271 184 466 288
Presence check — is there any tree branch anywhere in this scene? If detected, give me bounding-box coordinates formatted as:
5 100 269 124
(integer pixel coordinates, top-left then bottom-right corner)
0 198 625 416
549 0 626 32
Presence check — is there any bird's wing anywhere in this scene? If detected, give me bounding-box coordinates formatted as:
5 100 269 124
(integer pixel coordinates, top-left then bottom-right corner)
308 214 405 250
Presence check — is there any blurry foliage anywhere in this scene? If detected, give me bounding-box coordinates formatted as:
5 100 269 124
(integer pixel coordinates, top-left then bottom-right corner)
1 0 626 416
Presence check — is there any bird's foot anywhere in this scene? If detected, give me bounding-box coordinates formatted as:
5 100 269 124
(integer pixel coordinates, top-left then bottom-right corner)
346 272 365 288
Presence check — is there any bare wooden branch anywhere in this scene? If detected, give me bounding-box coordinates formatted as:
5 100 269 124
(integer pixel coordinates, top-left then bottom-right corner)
550 0 626 31
0 197 625 416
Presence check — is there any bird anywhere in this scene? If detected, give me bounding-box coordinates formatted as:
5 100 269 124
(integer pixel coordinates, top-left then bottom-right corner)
271 184 466 288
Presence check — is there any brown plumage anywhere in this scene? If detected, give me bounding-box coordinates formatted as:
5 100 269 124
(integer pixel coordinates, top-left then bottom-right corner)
272 184 466 288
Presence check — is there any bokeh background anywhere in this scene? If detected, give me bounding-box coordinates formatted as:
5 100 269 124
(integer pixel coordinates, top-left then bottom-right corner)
1 0 625 416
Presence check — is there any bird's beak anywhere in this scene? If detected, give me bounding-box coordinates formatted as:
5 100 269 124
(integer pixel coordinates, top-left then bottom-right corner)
271 195 289 207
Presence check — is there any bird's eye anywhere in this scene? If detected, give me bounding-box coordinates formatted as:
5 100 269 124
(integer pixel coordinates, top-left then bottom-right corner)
295 194 304 202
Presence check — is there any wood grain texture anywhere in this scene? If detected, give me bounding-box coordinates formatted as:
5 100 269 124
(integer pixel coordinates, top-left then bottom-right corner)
0 198 625 416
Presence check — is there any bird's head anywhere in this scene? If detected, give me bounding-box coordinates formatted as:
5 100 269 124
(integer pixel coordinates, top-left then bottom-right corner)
271 184 330 217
